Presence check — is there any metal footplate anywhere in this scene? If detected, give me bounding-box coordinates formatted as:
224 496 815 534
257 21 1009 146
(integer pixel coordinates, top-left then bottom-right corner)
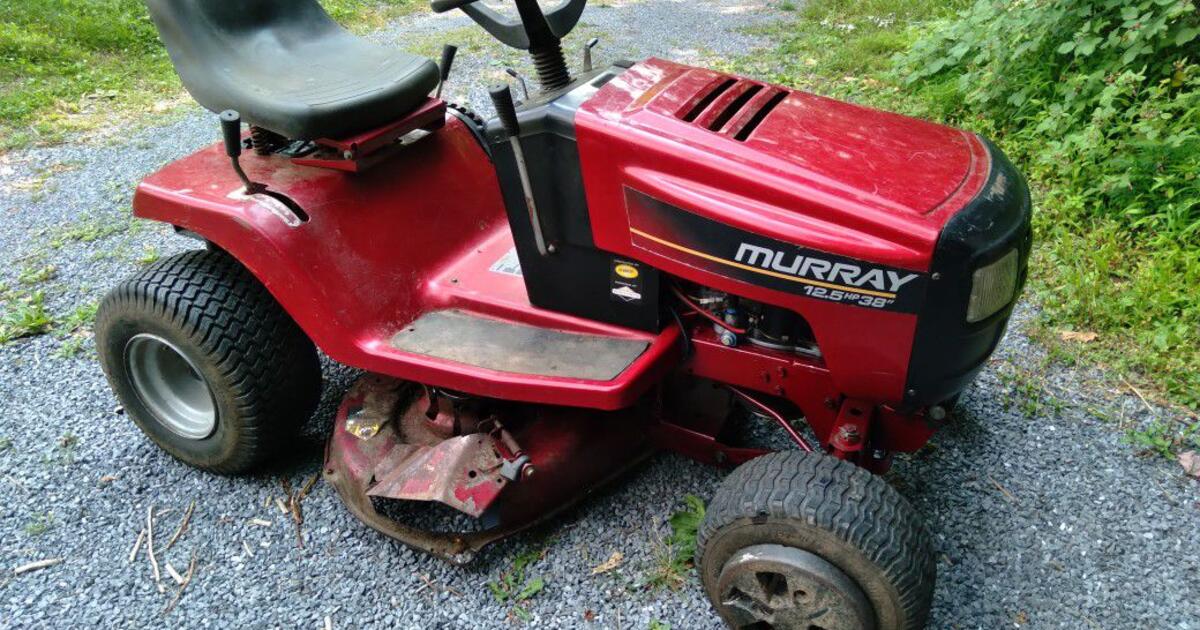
324 375 654 564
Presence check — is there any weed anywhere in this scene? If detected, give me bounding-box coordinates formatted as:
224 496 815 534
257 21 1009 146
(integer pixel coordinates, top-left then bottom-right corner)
57 300 98 336
24 512 55 536
642 495 705 591
0 436 11 451
47 217 130 248
996 367 1064 418
0 291 54 343
49 432 80 466
135 245 161 266
1126 420 1200 460
488 547 548 621
18 263 57 286
53 335 89 359
648 621 671 630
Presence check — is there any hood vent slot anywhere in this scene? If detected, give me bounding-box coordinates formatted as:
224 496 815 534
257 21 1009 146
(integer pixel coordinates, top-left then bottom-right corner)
675 77 786 141
732 89 788 141
679 78 736 122
705 83 763 132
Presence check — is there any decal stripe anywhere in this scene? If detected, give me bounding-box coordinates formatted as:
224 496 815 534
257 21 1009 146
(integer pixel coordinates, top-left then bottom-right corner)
629 227 898 299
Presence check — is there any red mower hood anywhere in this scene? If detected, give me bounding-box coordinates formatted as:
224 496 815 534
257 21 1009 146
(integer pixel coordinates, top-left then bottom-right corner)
576 58 992 271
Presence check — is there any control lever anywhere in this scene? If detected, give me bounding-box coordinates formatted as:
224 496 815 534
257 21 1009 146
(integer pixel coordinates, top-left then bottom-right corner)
489 85 553 256
505 69 530 101
219 111 262 194
583 37 599 73
436 44 458 99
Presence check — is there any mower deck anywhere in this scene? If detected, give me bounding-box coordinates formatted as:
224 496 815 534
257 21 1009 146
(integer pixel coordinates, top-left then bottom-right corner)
324 374 655 564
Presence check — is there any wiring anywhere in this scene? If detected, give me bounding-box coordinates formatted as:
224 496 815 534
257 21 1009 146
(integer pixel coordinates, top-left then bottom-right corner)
668 306 693 360
669 284 748 335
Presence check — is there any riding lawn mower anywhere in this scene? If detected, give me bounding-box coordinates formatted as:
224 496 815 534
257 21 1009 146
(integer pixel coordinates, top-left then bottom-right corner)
94 0 1032 627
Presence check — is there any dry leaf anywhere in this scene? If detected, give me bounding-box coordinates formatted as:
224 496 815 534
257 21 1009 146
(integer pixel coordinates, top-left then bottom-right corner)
1058 330 1098 343
1179 450 1200 479
590 551 624 575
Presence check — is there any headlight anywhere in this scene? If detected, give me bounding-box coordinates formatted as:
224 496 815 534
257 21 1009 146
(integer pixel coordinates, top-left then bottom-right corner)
966 249 1018 323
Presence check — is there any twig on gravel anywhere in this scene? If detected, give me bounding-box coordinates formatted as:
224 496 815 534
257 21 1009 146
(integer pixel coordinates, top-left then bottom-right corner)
299 471 320 498
988 476 1018 504
166 562 185 585
164 500 195 551
281 477 306 549
128 528 146 564
416 572 463 598
146 506 163 591
275 497 288 515
1120 375 1154 415
242 540 254 558
161 553 196 615
13 558 62 575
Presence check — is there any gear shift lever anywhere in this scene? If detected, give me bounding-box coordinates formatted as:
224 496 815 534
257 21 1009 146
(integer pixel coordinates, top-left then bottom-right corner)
219 111 262 194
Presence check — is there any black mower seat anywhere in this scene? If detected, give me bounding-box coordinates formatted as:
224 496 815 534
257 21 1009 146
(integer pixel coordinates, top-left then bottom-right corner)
145 0 440 140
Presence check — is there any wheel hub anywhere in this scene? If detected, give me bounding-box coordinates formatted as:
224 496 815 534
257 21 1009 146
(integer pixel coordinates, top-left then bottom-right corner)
715 544 875 630
125 334 217 440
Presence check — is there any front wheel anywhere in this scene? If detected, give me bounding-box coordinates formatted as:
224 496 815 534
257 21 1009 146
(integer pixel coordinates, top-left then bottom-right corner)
95 249 322 474
697 451 935 630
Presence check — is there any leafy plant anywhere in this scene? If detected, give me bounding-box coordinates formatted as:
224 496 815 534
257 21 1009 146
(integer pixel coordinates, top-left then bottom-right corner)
24 512 55 536
0 291 55 343
18 263 57 286
895 0 1200 407
488 547 547 622
643 495 706 591
1126 419 1200 459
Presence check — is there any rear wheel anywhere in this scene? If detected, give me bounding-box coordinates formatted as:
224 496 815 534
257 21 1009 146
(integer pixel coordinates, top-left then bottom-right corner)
697 451 934 630
96 249 322 474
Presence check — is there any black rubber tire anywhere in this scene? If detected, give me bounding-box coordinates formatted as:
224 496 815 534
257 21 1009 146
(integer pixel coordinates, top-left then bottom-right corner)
697 451 935 630
95 249 322 474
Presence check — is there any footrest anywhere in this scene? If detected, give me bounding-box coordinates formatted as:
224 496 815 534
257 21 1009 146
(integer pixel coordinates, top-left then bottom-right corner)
389 310 650 381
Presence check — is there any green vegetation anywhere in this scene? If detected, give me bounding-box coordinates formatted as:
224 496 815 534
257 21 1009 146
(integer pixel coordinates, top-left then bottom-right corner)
742 1 1200 423
18 263 57 285
24 512 55 536
0 291 54 343
488 547 548 622
642 495 704 591
1127 419 1200 459
0 0 421 150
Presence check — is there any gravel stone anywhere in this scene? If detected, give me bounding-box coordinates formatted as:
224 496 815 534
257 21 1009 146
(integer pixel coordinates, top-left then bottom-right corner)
1 1 1198 628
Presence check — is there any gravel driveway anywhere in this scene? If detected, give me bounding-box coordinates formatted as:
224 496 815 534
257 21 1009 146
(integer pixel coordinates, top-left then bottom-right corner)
2 1 1198 628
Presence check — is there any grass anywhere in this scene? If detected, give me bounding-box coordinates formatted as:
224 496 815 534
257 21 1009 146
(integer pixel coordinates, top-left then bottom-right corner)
0 291 54 343
488 546 548 622
23 512 55 536
641 495 705 591
735 1 1200 450
1126 420 1200 459
0 0 423 151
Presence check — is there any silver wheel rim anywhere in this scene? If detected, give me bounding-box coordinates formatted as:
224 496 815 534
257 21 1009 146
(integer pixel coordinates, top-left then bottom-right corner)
715 544 875 630
125 334 218 440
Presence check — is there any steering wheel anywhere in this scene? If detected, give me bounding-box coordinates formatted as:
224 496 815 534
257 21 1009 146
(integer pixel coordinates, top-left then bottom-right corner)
429 0 587 50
